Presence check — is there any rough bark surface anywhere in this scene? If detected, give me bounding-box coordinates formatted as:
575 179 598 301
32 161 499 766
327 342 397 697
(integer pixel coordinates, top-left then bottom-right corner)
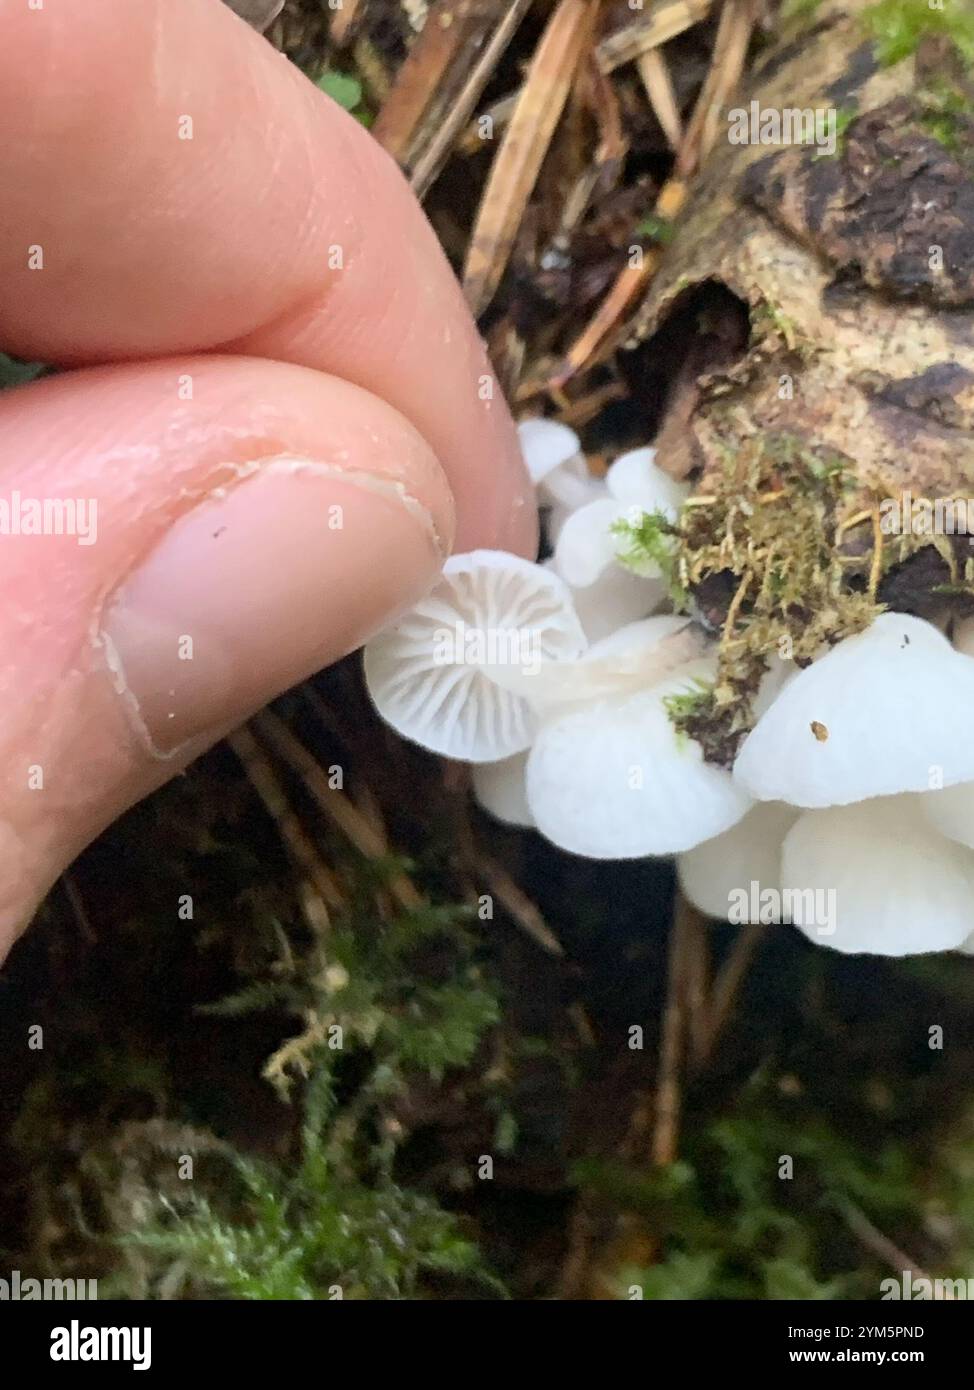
628 0 974 517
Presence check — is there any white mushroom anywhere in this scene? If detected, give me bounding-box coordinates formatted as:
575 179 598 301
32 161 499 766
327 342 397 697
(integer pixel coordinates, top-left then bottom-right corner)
605 446 689 515
781 796 974 955
920 780 974 849
517 418 603 520
472 753 534 828
677 801 799 920
523 641 752 859
560 562 662 642
364 551 586 762
553 497 636 588
517 417 582 486
553 445 689 588
734 612 974 807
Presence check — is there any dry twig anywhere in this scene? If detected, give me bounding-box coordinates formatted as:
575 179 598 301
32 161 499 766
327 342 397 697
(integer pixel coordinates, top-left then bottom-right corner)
596 0 713 72
229 726 341 935
463 0 602 316
252 709 424 913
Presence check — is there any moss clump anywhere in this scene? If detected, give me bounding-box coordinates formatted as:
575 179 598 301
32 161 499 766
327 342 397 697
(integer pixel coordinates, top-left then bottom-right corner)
612 509 689 607
106 1069 498 1300
587 1065 974 1301
863 0 974 67
3 772 508 1300
665 433 884 763
662 679 714 728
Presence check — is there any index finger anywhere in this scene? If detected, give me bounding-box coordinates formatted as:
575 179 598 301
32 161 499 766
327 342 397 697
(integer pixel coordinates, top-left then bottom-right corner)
0 0 536 555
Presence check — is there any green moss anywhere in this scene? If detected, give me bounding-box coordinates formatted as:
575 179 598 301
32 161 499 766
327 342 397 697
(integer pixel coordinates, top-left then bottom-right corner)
110 1070 499 1300
662 679 714 728
916 76 974 158
812 105 859 160
669 431 882 761
612 509 689 607
583 1064 974 1302
5 791 507 1300
863 0 974 67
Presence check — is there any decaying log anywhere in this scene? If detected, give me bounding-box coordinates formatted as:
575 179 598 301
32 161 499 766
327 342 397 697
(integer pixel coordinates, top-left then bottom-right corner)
631 0 974 509
621 0 974 755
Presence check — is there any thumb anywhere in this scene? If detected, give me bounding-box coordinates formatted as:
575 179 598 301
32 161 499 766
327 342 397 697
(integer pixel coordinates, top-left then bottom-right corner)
0 355 455 956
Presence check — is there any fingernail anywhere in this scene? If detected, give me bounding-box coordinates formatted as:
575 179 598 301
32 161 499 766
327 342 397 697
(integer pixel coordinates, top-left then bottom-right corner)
97 459 444 756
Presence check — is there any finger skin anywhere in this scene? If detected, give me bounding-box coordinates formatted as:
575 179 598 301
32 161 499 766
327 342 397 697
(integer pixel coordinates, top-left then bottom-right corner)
0 357 455 957
0 0 536 555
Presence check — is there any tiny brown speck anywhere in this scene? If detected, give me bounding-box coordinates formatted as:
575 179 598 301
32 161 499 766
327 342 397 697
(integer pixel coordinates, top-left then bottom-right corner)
810 721 829 742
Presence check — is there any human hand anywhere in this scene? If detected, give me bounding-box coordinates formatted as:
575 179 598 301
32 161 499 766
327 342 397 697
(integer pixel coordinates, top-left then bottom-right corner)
0 0 536 957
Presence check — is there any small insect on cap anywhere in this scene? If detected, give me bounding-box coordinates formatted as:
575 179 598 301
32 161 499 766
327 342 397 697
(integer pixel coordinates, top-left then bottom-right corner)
733 613 974 808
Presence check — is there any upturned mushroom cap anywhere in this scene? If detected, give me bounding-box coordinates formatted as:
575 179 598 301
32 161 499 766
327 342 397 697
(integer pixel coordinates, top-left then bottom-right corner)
524 654 752 859
364 550 586 762
734 613 974 808
781 796 974 955
677 801 798 919
472 753 534 828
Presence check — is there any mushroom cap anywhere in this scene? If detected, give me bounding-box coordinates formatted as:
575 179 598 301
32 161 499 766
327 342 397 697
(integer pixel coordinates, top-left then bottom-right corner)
781 796 974 955
364 550 586 762
561 562 663 641
552 448 688 589
920 780 974 849
677 801 798 919
540 457 607 516
517 418 581 485
554 497 634 587
472 753 534 828
524 659 752 859
734 613 974 807
605 446 690 514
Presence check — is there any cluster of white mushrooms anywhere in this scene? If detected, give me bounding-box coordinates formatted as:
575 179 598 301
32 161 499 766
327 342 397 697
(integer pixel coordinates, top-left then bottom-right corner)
365 419 974 958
